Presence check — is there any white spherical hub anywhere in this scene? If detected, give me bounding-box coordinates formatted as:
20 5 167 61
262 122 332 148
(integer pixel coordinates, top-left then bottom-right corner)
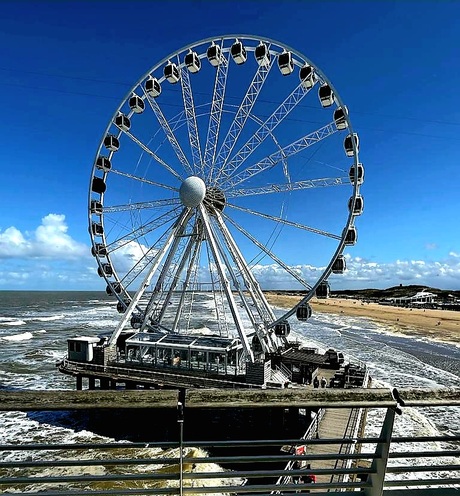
179 176 206 208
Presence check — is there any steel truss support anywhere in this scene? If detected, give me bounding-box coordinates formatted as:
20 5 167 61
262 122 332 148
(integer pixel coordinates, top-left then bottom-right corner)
228 175 349 199
223 122 338 191
202 40 230 179
220 82 312 181
211 53 276 183
198 204 254 362
179 62 203 172
213 211 278 352
140 211 194 331
107 208 191 348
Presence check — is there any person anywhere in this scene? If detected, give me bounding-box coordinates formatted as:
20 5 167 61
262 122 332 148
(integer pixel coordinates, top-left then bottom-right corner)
320 376 327 388
313 376 319 388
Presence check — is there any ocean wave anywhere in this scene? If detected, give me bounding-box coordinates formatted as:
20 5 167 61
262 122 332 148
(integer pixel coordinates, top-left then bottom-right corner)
34 315 64 322
1 331 34 342
0 318 26 326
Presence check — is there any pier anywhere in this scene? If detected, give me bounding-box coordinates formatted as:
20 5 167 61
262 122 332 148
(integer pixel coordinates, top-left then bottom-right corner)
0 388 459 495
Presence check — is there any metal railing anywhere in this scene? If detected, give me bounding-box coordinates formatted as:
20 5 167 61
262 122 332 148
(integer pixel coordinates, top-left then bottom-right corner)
0 388 459 495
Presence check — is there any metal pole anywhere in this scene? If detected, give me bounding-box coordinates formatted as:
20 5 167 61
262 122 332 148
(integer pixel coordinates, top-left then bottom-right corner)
177 401 184 496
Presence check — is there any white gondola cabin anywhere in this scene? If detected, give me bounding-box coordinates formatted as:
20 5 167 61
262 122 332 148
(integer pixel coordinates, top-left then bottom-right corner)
145 76 161 98
98 263 113 277
319 83 334 107
185 50 201 73
231 39 247 64
164 61 180 84
344 133 359 157
296 303 312 321
103 134 119 152
274 320 290 336
91 177 106 195
115 113 131 132
343 226 357 246
129 94 145 113
316 281 330 299
299 64 315 89
91 243 107 257
207 43 223 67
278 50 294 75
332 255 346 274
349 163 364 185
96 156 111 172
348 195 364 216
333 106 348 130
255 42 270 66
91 222 103 236
90 199 103 215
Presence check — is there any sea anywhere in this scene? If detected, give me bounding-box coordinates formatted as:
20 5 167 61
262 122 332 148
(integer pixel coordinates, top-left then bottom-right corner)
0 290 459 492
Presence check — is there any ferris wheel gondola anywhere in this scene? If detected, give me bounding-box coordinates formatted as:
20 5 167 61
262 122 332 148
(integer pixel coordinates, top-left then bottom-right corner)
88 35 363 364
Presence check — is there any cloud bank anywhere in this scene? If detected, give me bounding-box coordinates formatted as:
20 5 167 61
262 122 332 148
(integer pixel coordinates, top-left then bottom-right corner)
0 215 459 291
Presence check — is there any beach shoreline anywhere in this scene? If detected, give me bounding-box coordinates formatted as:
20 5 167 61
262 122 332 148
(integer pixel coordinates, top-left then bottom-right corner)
265 294 460 346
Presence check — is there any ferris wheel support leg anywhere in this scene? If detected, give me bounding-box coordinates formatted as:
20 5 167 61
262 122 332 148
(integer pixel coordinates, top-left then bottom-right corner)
140 211 194 331
213 211 278 352
198 204 255 363
156 229 200 327
171 235 203 333
106 208 192 348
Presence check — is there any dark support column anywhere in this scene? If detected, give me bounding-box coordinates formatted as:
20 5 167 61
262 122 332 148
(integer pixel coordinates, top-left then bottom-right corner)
88 377 96 390
76 375 83 391
100 378 110 390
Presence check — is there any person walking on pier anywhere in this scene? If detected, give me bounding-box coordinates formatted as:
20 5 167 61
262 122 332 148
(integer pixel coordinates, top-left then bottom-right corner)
320 376 327 388
313 376 319 388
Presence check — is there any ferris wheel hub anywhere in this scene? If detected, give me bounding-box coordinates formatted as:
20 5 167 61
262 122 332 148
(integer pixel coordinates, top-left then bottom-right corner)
179 176 206 207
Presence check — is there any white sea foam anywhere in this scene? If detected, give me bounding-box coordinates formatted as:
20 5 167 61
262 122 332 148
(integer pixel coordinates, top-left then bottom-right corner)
34 315 64 322
0 318 26 326
1 331 34 342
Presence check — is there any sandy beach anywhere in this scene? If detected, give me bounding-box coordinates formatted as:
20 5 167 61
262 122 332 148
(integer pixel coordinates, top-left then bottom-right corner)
265 294 460 346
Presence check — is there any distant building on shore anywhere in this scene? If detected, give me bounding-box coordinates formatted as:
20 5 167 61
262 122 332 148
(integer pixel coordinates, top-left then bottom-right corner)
386 289 437 307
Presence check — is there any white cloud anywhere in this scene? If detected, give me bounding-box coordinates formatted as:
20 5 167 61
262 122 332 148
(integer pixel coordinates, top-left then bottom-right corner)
0 214 87 260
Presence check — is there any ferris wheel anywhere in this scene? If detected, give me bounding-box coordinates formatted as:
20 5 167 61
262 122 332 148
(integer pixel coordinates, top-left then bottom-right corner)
89 35 363 360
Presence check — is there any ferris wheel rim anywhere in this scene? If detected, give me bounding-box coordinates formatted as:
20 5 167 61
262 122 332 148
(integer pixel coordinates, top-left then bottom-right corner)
88 34 362 339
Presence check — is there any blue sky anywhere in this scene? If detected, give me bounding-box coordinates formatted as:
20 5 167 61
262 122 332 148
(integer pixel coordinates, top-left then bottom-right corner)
0 0 459 291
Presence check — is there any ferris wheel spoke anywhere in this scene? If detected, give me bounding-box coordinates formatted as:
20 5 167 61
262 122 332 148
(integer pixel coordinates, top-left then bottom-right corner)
179 64 203 172
222 122 338 191
227 202 341 240
201 41 230 179
213 211 279 330
221 83 311 180
224 213 312 291
120 129 184 181
102 197 180 214
104 206 182 252
228 175 349 199
141 86 194 177
110 169 178 192
198 204 254 360
211 54 276 183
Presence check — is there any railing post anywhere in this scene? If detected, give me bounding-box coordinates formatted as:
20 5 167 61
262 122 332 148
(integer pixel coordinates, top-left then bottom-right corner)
364 407 396 496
